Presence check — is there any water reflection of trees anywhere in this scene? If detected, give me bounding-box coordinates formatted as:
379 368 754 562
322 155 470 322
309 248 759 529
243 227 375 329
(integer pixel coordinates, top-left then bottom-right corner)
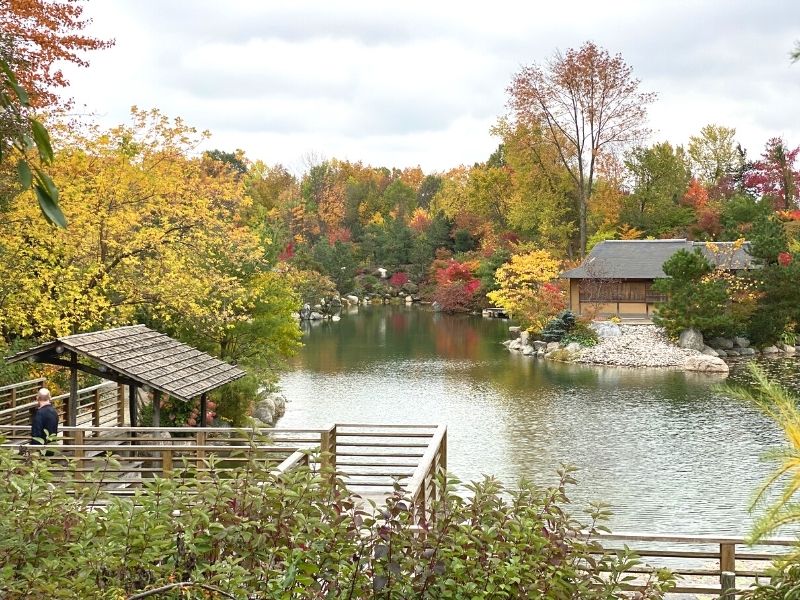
294 305 512 373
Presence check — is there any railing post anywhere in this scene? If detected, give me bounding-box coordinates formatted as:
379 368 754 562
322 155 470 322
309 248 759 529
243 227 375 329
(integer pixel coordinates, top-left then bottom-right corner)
93 389 101 428
10 387 16 409
320 424 336 480
720 542 736 599
73 429 85 479
117 385 125 426
196 430 206 462
162 448 173 475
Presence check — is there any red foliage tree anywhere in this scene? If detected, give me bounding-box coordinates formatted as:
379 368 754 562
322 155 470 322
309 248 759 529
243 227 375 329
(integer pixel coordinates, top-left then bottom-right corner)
744 138 800 210
389 271 409 287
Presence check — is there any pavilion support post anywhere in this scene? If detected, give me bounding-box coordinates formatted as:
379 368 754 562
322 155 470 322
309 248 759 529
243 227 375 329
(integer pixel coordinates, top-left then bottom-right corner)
68 351 78 427
129 383 138 428
152 390 161 427
199 393 208 427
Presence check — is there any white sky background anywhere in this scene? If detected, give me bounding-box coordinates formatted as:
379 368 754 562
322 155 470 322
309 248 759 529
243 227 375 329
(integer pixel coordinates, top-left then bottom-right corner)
61 0 800 173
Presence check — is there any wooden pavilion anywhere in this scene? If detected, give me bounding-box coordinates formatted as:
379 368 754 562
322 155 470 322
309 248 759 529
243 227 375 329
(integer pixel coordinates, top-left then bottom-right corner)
5 325 245 427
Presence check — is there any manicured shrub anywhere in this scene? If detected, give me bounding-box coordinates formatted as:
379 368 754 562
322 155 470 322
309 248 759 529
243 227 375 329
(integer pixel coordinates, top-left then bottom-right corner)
540 310 577 342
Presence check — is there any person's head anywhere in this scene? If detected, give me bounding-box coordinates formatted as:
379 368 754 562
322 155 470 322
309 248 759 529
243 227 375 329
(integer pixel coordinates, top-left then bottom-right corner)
36 388 51 407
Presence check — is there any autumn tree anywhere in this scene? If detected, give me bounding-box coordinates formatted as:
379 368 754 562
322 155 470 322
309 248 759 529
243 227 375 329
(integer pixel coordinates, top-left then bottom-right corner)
487 249 564 330
687 124 743 185
0 0 112 109
508 41 655 256
745 137 800 210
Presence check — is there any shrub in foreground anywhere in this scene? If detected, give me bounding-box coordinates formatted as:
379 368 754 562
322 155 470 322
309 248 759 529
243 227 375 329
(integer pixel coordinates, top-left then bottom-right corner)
0 447 675 599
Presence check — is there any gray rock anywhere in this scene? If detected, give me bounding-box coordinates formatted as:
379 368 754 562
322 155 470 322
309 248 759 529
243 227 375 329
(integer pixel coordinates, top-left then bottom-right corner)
401 282 418 294
762 345 781 354
520 331 530 345
299 304 311 320
546 342 560 352
684 355 729 373
331 314 341 322
522 345 535 356
502 340 512 348
533 341 548 352
253 393 287 426
709 336 735 350
565 342 582 353
701 346 719 357
345 294 359 304
405 295 413 303
678 328 705 351
591 322 623 338
716 349 728 357
726 348 740 356
508 326 521 337
739 347 756 355
509 339 522 351
432 301 442 312
784 345 797 355
309 311 324 320
733 336 750 348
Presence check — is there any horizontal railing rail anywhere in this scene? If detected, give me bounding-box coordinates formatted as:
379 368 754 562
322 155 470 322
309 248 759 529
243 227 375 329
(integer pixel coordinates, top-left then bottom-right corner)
0 423 447 503
0 381 123 429
0 377 46 425
591 531 796 597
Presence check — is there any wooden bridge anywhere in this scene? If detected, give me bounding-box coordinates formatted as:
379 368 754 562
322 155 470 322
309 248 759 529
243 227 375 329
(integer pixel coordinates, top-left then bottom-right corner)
0 378 794 597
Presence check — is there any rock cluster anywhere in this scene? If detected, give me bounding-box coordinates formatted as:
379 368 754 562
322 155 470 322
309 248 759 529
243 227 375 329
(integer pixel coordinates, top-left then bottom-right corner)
504 323 736 372
252 392 287 426
576 325 706 369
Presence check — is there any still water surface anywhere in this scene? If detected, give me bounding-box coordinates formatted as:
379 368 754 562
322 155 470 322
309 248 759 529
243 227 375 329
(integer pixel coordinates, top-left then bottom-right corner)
279 305 800 534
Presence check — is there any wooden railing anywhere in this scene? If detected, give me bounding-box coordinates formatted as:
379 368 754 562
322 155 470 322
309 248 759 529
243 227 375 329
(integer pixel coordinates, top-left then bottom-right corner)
593 532 796 597
406 424 447 523
0 378 46 425
0 423 448 506
0 380 124 428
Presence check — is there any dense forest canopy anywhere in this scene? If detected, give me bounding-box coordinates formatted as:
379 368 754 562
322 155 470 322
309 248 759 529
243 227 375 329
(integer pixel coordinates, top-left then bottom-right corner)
2 1 800 421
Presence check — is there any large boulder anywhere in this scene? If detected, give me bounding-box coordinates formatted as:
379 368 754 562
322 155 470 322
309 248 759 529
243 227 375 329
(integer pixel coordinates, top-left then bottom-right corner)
546 342 560 352
684 355 729 373
309 311 324 320
709 336 735 350
701 345 719 357
591 322 622 338
533 341 548 352
739 347 757 356
733 336 750 348
520 331 530 345
345 294 359 305
762 345 781 354
252 393 287 426
678 328 705 351
522 345 535 356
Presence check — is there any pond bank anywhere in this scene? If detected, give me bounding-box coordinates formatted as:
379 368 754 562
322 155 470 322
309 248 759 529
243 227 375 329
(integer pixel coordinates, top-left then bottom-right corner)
504 324 726 370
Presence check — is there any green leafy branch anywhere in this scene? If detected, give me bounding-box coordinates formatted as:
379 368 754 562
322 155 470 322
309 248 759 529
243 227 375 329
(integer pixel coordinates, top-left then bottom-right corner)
0 57 65 227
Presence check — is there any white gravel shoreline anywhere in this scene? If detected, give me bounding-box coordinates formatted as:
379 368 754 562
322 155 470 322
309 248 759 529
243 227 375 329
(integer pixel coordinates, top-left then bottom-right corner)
575 324 701 369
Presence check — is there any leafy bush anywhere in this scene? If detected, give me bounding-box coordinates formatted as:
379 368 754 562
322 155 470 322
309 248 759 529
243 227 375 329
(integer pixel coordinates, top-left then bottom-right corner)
561 322 599 347
541 310 577 342
0 448 675 599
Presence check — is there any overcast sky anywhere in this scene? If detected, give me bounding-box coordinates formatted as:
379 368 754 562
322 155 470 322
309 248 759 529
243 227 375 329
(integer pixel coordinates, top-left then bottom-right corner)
62 0 800 173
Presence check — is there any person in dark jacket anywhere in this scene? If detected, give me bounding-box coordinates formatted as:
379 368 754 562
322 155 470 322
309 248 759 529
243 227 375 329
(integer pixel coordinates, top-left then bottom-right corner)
31 387 59 446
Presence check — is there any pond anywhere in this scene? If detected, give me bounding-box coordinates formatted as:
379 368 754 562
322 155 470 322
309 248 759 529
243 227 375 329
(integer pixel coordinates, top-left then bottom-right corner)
278 304 800 535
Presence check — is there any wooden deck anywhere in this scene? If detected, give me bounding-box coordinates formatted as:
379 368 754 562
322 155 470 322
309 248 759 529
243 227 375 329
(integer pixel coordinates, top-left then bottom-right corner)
0 377 795 594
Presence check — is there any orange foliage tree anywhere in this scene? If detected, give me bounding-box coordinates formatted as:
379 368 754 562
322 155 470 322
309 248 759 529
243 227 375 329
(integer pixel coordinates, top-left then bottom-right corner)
1 0 112 108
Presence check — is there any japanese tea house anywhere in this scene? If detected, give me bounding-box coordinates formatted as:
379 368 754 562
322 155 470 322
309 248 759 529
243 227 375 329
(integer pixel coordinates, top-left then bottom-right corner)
560 239 753 319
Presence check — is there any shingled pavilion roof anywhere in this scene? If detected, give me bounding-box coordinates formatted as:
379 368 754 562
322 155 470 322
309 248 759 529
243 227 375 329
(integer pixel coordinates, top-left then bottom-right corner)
6 325 245 402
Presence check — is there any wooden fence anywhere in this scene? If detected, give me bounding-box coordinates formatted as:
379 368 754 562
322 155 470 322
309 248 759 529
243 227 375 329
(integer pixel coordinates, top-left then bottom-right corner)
0 379 124 429
0 378 46 425
0 423 447 505
593 532 795 597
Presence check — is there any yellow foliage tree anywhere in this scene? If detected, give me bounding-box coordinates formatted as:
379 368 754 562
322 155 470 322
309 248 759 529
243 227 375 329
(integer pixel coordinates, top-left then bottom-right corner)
487 249 565 331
